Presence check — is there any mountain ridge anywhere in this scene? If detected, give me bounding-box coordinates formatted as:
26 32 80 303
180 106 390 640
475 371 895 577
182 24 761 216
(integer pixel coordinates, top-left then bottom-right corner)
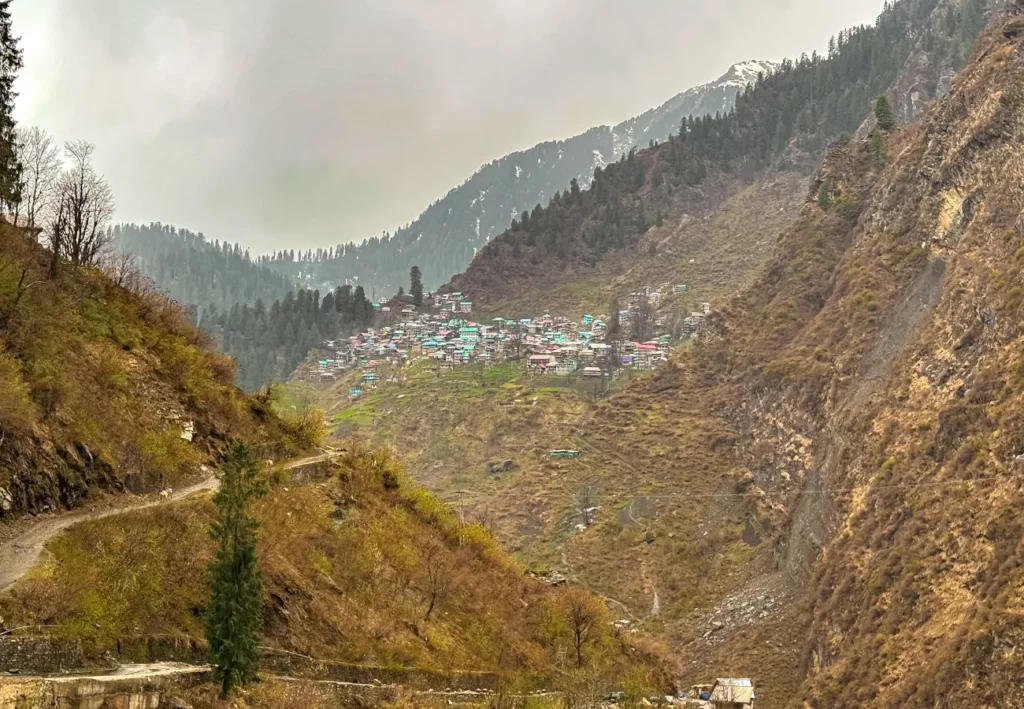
264 60 778 294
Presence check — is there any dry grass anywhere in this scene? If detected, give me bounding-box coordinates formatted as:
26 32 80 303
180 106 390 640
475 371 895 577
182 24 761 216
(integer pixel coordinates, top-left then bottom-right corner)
0 224 290 521
0 449 667 689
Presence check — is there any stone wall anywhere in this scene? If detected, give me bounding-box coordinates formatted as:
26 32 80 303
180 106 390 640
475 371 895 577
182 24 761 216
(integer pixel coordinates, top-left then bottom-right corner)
0 636 85 674
107 636 207 665
0 666 209 709
259 649 501 691
1 634 505 694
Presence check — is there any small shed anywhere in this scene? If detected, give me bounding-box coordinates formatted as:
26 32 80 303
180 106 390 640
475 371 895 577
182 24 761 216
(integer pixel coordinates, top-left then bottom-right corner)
709 678 754 708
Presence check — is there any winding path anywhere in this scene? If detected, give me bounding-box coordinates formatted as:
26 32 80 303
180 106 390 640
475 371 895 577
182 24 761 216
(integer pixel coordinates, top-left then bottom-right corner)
0 452 338 593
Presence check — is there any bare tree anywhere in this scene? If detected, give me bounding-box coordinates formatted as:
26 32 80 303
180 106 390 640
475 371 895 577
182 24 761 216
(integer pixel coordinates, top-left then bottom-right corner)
420 537 453 620
0 252 44 327
14 126 61 229
47 141 115 273
561 587 608 667
569 480 599 527
629 298 657 343
98 249 158 302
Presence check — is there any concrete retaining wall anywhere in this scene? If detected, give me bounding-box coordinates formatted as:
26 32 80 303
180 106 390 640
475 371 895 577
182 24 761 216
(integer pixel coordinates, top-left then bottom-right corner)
0 666 209 709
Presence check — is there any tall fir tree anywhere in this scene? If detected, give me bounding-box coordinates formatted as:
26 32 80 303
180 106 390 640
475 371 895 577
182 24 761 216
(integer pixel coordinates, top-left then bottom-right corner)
874 94 896 131
0 0 22 212
410 265 424 307
206 443 267 699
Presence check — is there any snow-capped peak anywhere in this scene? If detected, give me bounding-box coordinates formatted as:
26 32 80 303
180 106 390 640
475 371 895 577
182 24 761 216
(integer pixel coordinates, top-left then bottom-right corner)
721 60 778 88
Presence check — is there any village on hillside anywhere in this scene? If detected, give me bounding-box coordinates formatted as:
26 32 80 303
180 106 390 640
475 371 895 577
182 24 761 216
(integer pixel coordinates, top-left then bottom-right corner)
301 284 711 396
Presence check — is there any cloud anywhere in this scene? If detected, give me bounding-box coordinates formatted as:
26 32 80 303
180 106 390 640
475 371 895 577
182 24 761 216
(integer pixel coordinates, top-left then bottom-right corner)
14 0 885 252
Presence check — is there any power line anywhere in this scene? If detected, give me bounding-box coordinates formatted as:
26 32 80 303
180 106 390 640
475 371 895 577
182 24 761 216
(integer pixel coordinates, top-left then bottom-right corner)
606 473 1007 502
436 474 1011 505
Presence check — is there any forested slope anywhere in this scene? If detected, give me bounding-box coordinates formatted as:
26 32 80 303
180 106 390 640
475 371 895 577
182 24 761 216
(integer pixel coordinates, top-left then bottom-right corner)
260 61 779 296
111 223 380 392
112 223 295 313
446 0 989 316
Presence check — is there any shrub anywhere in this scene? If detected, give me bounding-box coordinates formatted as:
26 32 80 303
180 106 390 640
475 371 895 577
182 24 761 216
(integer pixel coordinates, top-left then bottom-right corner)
0 345 37 434
279 407 326 454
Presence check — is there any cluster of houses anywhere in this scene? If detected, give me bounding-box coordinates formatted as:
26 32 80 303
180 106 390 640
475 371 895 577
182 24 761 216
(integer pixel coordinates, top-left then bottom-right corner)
677 678 755 708
303 286 710 398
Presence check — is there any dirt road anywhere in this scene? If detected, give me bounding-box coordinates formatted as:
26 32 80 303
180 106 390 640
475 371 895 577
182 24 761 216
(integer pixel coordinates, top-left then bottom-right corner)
0 452 338 593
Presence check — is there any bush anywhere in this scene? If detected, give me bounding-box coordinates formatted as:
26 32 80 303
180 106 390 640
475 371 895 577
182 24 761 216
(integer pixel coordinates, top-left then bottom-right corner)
0 346 37 434
279 407 326 454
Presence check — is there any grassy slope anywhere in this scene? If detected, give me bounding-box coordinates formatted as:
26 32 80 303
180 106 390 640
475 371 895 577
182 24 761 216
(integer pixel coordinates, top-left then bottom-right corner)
0 225 286 522
293 360 615 570
0 450 665 687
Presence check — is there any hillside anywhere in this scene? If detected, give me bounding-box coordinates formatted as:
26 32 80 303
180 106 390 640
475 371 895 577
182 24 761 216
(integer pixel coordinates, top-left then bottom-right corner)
111 223 295 314
0 223 288 521
289 1 1022 706
446 0 989 317
262 61 777 296
0 450 665 691
0 226 665 705
475 6 1024 704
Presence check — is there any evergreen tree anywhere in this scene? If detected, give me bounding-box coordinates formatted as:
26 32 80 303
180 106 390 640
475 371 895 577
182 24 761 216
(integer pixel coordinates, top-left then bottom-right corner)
874 94 896 130
0 0 22 212
817 180 834 209
206 443 267 699
606 298 622 370
410 265 423 306
606 299 622 341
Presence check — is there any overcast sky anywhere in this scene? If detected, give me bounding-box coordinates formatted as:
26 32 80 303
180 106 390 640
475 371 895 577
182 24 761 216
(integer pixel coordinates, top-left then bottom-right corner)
13 0 886 253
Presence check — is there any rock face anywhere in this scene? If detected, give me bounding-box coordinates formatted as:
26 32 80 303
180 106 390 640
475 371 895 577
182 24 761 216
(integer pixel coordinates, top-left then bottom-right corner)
648 14 1024 705
425 6 1024 705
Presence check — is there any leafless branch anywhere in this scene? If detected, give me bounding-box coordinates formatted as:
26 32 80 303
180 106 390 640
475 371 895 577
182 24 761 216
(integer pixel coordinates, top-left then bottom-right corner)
14 126 61 230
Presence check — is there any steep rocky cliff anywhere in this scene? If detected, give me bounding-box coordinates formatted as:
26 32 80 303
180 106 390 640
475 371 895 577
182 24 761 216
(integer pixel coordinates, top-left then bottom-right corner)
596 9 1024 705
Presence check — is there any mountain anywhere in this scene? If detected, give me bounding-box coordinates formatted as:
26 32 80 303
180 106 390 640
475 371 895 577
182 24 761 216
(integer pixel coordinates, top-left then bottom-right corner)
265 60 778 296
111 223 296 314
445 0 989 317
290 0 1018 706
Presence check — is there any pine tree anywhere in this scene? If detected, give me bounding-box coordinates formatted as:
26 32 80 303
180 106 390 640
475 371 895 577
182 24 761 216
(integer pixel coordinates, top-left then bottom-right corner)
410 265 423 307
606 298 622 370
206 443 267 699
874 94 896 130
0 0 22 212
817 180 834 209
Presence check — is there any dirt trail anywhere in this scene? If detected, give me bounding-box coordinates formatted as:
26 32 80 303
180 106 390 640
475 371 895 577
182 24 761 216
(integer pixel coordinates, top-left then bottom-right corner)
0 452 337 593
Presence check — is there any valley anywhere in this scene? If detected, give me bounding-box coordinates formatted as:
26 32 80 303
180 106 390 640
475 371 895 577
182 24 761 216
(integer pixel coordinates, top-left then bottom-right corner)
2 0 1022 707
